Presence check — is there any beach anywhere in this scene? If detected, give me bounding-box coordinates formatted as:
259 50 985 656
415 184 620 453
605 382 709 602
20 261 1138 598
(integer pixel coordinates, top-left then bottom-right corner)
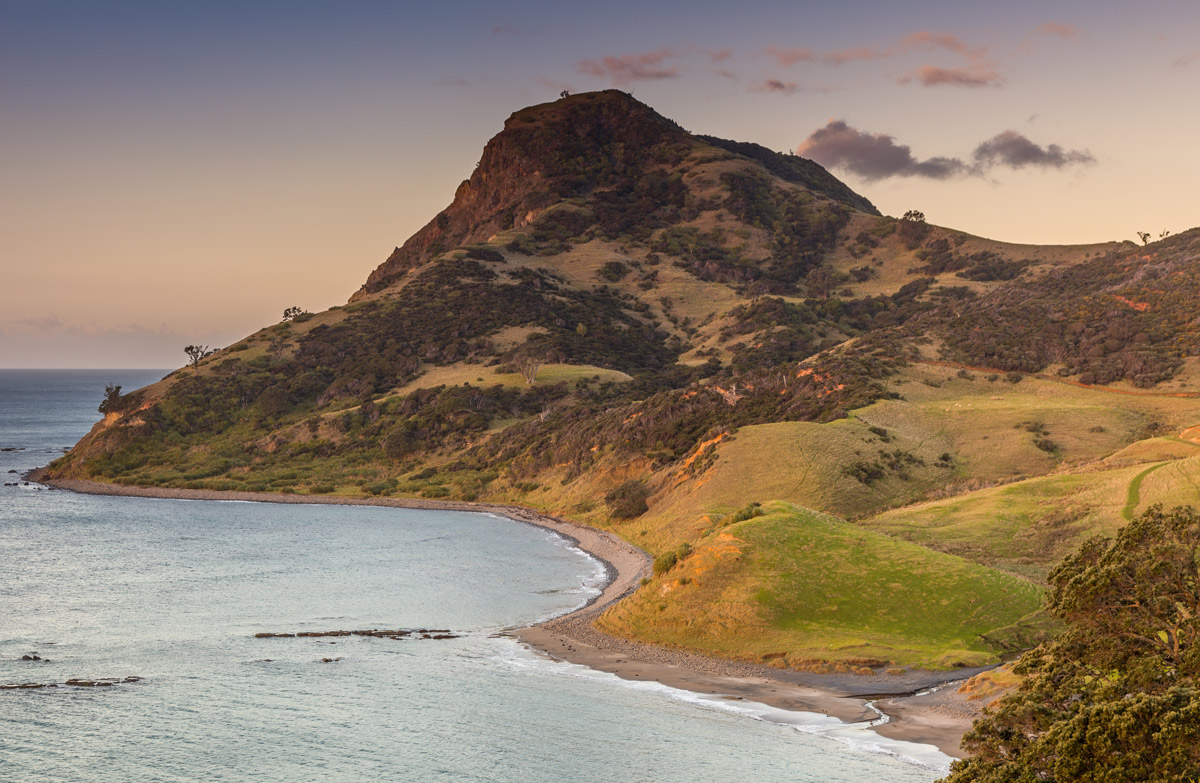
33 473 982 758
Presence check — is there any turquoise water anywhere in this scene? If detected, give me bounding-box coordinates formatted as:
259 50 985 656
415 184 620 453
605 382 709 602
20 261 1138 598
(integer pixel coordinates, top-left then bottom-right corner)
0 370 949 782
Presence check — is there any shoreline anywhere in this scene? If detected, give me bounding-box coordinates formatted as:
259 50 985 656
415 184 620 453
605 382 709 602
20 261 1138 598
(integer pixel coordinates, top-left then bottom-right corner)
33 473 981 760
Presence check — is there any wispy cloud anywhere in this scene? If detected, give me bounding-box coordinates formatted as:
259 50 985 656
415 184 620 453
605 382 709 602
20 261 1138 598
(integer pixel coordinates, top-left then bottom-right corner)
707 48 732 62
577 48 681 85
770 31 1003 89
435 77 471 88
902 31 979 58
767 44 888 66
491 23 521 35
752 78 801 94
1172 51 1200 67
899 65 1004 88
1034 22 1079 39
798 120 1095 181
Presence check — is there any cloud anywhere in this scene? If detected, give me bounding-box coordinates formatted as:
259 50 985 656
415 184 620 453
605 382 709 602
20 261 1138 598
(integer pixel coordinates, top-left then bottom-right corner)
708 48 732 62
752 79 801 94
769 31 980 67
435 77 471 88
797 121 967 181
1035 22 1079 38
491 23 521 35
797 121 1096 181
972 130 1095 169
577 48 681 84
901 31 977 58
899 65 1004 88
767 44 888 66
1172 51 1200 67
771 31 1004 89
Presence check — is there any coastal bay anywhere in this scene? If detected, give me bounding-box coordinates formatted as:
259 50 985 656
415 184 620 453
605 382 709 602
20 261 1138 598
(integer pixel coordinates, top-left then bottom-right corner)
37 475 979 759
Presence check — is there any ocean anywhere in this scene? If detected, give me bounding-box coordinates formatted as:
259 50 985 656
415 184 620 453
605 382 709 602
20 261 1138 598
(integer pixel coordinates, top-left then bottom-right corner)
0 369 949 782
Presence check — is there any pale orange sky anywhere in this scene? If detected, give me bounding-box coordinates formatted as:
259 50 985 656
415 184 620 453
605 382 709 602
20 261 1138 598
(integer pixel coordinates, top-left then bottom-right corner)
3 0 1198 367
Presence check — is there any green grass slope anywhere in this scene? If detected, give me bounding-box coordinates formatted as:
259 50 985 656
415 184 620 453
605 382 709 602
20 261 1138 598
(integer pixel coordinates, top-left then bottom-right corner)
598 502 1047 669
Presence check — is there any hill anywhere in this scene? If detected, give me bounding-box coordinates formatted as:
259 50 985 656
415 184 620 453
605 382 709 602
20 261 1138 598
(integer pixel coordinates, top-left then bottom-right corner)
42 90 1200 675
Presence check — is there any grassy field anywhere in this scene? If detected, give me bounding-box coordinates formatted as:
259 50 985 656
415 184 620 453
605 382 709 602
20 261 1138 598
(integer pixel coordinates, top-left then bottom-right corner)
598 502 1047 669
387 362 632 396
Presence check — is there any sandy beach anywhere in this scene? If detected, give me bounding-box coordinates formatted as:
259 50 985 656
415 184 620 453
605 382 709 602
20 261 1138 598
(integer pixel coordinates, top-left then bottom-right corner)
33 473 982 758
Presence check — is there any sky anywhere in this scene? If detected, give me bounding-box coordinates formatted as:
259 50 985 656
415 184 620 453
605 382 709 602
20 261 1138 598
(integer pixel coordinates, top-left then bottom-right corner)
3 0 1198 368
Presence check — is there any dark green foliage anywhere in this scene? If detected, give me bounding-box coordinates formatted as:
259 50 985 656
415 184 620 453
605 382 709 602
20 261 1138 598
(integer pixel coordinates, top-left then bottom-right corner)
653 550 678 576
463 246 505 263
843 449 924 485
897 210 929 249
597 260 630 282
928 229 1200 387
606 479 652 519
292 258 678 399
99 384 128 415
478 350 899 479
944 505 1200 782
696 135 879 215
723 502 764 526
1033 438 1059 454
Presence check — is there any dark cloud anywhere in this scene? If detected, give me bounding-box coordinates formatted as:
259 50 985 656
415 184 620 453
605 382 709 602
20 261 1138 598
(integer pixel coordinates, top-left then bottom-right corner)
900 65 1004 88
972 130 1095 169
798 122 1095 181
577 49 680 84
796 121 967 181
752 78 801 94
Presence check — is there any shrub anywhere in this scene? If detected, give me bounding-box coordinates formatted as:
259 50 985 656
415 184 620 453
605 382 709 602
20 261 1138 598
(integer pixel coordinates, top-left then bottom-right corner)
605 479 652 519
464 246 505 263
597 260 630 282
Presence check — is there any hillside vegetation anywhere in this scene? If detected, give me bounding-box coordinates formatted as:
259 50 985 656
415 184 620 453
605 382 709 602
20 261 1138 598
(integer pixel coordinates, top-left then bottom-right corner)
45 90 1200 676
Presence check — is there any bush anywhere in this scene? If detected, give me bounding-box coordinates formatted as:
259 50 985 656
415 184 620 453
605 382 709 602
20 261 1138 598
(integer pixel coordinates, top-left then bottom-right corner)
605 479 652 519
653 551 678 576
597 260 630 282
464 246 505 263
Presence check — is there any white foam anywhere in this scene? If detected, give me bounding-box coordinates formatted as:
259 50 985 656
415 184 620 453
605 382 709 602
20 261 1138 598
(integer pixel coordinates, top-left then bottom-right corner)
490 638 953 774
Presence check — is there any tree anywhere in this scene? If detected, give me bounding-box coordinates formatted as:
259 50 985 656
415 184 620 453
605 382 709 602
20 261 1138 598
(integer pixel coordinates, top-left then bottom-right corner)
559 89 570 98
98 384 123 415
184 345 213 370
518 355 542 384
1138 231 1152 245
898 209 930 249
268 335 292 360
282 306 309 322
943 505 1200 782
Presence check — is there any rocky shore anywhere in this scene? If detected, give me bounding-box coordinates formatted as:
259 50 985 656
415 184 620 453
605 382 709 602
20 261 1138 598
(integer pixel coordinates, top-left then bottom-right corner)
33 473 981 758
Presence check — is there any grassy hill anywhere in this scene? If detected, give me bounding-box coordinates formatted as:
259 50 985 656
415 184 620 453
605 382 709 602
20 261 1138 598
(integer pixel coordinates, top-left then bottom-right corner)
42 89 1200 672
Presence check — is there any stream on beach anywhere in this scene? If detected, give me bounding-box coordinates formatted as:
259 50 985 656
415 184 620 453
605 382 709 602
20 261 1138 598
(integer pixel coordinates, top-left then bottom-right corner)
1 370 949 782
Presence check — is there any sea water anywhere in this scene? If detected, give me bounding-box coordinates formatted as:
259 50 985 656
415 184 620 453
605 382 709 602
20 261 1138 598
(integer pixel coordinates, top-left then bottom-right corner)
0 370 949 782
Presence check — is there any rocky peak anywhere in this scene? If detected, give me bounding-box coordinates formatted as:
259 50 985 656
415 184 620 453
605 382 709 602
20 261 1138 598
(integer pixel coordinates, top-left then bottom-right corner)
357 90 693 296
